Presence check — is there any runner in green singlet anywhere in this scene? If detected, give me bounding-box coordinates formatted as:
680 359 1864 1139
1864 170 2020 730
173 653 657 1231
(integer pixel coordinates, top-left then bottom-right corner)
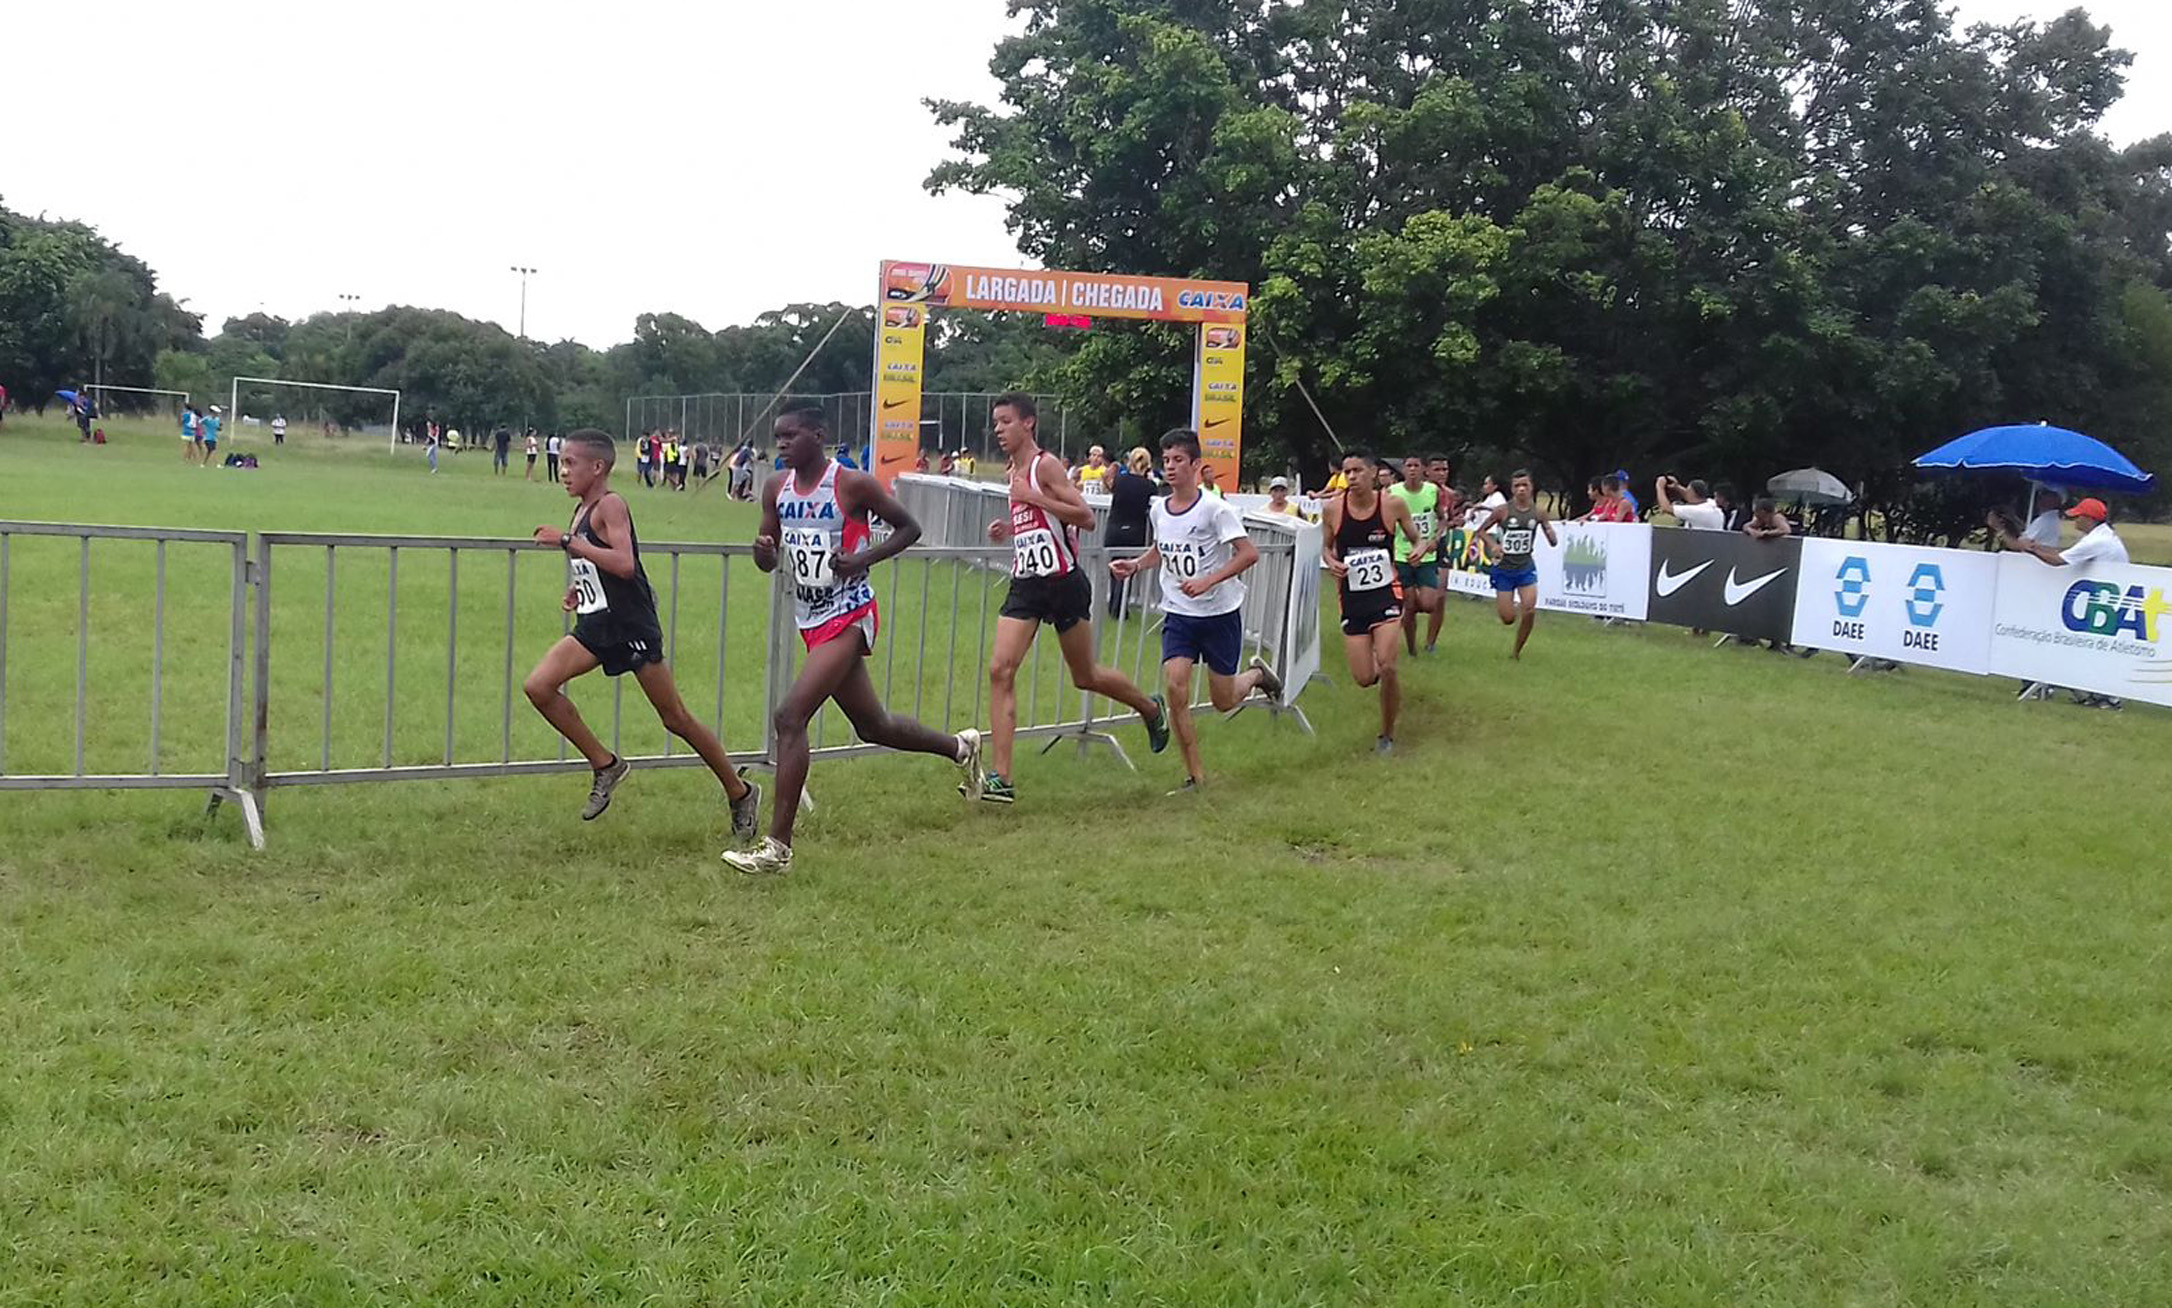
1462 469 1558 660
1388 456 1446 656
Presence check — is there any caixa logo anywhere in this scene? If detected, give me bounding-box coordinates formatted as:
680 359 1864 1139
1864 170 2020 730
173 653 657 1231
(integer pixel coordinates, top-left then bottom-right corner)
2062 580 2171 642
1177 289 1247 312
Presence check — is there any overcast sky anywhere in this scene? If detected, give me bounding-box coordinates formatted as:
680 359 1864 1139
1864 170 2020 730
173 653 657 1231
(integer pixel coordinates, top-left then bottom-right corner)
4 0 2163 348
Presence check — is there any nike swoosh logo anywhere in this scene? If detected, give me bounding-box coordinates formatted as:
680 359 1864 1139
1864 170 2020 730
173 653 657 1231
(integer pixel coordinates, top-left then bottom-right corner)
1723 567 1786 605
882 399 911 410
1203 417 1231 429
878 454 909 467
1654 559 1712 597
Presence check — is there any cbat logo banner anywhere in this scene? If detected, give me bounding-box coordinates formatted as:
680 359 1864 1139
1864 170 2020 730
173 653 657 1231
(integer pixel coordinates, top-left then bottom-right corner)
1989 554 2172 706
1789 538 1997 674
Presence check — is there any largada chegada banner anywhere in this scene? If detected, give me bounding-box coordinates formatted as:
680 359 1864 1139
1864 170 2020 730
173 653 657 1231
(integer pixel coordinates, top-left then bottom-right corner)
877 260 1249 488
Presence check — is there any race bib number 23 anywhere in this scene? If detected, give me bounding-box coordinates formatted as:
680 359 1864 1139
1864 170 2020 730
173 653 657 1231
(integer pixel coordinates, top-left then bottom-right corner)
1346 548 1392 592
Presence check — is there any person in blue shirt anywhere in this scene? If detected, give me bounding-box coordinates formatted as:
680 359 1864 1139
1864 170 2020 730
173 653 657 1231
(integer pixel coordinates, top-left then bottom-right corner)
180 404 201 464
201 406 222 466
1614 468 1640 517
835 443 859 470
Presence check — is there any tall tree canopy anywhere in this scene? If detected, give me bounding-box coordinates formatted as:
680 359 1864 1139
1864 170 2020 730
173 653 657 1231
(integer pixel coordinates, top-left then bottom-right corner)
927 0 2172 515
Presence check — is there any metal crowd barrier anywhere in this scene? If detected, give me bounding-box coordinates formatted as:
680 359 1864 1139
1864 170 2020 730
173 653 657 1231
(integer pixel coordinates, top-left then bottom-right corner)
0 520 262 843
2 493 1310 848
252 533 774 794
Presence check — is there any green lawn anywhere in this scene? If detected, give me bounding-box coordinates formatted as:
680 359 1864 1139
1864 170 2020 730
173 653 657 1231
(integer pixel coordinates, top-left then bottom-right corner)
4 414 2171 1305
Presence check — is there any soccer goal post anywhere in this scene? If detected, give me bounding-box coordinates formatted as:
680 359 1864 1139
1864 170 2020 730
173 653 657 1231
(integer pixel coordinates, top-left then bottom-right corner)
228 376 402 452
86 385 189 419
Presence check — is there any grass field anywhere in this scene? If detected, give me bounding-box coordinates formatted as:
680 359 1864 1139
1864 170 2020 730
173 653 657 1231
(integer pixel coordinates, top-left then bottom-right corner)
4 414 2172 1304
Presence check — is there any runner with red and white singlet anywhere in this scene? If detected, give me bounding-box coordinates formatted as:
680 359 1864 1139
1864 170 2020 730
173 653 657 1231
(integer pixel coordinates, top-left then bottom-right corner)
1007 455 1080 580
974 392 1168 804
724 402 983 876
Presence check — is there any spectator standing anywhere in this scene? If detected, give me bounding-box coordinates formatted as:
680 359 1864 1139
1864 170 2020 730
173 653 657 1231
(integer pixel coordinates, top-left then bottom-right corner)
180 403 202 464
2019 487 2065 548
546 431 563 482
1614 469 1641 517
1202 461 1226 497
272 412 287 445
525 428 540 480
426 427 440 474
201 406 221 465
1654 476 1726 529
1263 476 1302 517
1103 446 1156 618
494 426 512 476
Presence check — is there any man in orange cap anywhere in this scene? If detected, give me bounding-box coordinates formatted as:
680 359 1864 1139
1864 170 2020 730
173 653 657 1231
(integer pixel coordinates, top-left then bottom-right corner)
1990 497 2129 568
1990 497 2132 708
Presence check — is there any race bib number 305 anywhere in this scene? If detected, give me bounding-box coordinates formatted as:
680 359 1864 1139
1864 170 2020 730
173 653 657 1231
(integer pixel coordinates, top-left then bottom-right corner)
570 558 607 614
1346 548 1392 592
1013 527 1063 578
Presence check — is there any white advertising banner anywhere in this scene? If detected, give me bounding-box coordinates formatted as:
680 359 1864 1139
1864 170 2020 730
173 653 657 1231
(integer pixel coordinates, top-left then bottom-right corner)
1534 523 1651 620
1788 539 1999 674
1988 554 2172 706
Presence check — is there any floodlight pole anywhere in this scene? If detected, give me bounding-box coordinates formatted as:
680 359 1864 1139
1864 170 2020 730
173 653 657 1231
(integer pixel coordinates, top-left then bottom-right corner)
510 266 537 340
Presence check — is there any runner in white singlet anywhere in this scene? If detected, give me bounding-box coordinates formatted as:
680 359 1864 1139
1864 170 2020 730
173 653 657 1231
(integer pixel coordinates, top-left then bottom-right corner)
723 403 983 876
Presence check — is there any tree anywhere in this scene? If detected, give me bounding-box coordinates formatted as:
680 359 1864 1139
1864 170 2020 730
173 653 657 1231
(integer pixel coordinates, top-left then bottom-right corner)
928 0 2172 516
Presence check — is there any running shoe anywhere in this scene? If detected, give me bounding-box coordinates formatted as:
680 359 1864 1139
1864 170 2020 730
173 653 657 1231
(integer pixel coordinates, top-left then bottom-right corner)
975 773 1017 805
581 755 630 820
1248 656 1284 701
729 779 762 841
955 728 985 797
1375 735 1395 756
722 836 793 876
1167 776 1203 797
1144 694 1171 754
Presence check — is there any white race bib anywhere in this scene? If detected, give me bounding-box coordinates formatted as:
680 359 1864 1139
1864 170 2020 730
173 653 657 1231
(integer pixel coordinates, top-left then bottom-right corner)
1013 527 1063 578
1156 538 1205 580
1345 548 1392 593
569 558 607 614
782 526 834 589
1411 510 1437 542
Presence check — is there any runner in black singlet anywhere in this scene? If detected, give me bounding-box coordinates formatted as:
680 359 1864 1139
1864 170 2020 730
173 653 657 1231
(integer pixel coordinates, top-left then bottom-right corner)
523 430 761 837
1463 468 1558 660
1322 449 1419 754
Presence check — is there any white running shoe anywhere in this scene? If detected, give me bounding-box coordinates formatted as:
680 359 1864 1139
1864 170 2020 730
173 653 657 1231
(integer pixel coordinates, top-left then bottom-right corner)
955 728 985 797
722 836 793 876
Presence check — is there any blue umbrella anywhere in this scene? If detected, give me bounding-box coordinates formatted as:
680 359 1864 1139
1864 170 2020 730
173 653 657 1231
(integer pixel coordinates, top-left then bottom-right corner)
1913 422 2155 494
55 389 79 405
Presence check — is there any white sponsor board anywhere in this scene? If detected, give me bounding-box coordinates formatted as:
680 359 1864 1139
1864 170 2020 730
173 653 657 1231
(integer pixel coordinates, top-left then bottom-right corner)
1273 517 1324 704
1534 523 1651 620
1988 554 2172 706
1788 539 1998 674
